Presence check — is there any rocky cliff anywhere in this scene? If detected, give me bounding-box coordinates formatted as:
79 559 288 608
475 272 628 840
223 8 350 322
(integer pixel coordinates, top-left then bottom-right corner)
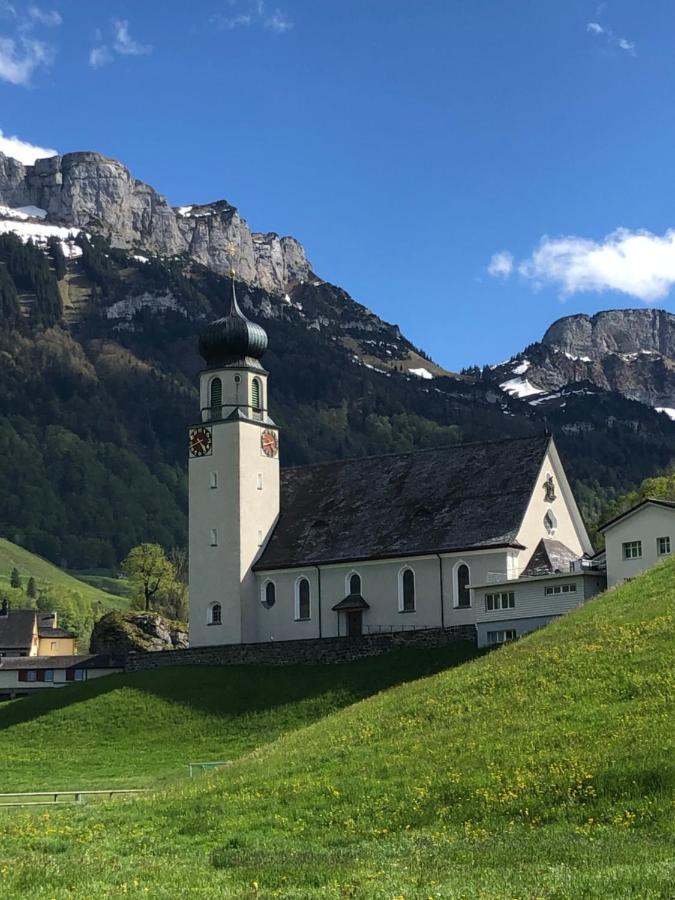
0 150 312 294
488 309 675 411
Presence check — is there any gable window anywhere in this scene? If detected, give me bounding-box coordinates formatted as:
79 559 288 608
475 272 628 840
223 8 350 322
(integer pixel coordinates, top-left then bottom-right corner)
398 567 416 612
261 580 276 609
348 572 361 596
544 510 558 536
484 591 515 612
455 563 471 608
657 536 671 556
622 541 642 560
487 629 516 645
210 377 223 420
295 577 311 620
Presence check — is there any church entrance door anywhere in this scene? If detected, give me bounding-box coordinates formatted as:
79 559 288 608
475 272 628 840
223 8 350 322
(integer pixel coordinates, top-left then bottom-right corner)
346 611 362 637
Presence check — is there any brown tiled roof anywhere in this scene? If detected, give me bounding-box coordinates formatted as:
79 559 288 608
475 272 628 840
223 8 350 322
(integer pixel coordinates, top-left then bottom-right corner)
255 434 550 570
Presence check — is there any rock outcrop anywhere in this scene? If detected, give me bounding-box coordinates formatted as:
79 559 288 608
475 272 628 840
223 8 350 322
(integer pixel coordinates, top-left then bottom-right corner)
0 150 313 293
89 610 188 657
489 309 675 410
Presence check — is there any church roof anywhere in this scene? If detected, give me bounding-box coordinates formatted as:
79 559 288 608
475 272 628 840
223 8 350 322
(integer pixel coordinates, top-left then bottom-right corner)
521 538 578 577
255 433 551 571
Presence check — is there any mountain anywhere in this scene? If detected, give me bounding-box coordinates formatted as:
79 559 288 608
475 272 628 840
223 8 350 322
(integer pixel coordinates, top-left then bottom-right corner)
486 308 675 413
0 149 673 568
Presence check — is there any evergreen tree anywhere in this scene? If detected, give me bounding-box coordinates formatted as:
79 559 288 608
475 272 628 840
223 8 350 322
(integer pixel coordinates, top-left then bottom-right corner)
10 567 21 589
48 237 67 281
26 576 37 599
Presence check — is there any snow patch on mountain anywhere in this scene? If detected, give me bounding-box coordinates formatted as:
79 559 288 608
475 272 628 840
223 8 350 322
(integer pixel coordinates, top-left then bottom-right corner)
409 366 434 380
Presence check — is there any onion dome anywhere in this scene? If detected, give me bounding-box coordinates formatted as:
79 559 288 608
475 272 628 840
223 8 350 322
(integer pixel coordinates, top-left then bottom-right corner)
199 274 268 367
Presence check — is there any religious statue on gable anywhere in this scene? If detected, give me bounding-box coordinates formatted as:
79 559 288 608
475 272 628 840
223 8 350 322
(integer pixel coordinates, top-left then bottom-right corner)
544 474 556 503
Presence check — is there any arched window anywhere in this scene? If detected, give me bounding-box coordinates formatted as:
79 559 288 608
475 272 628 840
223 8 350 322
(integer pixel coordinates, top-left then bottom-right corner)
210 377 223 420
399 567 415 612
251 378 262 418
456 563 471 608
295 577 311 620
261 580 276 609
349 572 361 596
208 603 222 625
544 510 558 535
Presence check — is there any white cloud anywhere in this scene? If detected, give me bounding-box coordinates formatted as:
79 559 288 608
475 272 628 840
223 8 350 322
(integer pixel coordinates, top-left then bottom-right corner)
587 19 635 55
491 229 675 303
89 45 111 68
89 19 151 68
0 35 51 84
213 1 292 33
0 127 56 164
487 250 514 278
28 7 61 27
113 18 151 56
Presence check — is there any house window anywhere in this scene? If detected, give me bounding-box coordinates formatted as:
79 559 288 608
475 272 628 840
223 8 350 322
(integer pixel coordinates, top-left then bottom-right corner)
210 472 218 489
208 603 222 625
44 670 54 682
73 669 85 681
210 377 223 419
399 567 416 612
251 378 262 419
295 577 311 620
210 529 218 547
261 580 276 609
50 641 57 651
657 536 671 556
622 541 642 560
348 572 361 596
545 584 577 595
456 563 471 608
26 670 37 682
487 629 516 645
484 591 515 611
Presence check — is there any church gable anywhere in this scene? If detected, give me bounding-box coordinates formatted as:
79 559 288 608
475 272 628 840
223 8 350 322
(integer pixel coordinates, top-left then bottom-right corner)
255 434 551 571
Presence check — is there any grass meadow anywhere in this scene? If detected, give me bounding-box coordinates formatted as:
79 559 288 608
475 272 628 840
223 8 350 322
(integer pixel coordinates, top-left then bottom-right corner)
0 561 673 897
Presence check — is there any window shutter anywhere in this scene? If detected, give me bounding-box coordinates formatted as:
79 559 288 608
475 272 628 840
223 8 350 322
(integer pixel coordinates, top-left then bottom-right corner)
251 378 261 411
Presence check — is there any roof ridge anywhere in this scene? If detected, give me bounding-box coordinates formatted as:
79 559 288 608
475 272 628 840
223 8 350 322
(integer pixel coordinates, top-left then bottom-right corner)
283 432 550 472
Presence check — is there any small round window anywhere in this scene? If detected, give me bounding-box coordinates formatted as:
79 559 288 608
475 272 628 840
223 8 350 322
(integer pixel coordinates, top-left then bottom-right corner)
262 581 276 609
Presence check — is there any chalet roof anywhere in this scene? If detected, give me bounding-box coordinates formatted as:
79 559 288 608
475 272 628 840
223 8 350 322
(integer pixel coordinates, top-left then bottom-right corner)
599 498 675 533
0 609 35 649
255 434 551 571
522 539 579 577
0 654 119 670
38 626 77 639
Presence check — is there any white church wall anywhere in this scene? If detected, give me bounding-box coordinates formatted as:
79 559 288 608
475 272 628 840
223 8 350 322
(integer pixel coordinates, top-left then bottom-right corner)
515 446 592 567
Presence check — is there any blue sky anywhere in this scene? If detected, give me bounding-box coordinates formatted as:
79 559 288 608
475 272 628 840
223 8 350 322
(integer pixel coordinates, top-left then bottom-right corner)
1 0 674 369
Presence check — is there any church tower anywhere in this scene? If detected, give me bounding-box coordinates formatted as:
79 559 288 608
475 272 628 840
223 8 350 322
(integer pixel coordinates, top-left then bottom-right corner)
188 276 280 646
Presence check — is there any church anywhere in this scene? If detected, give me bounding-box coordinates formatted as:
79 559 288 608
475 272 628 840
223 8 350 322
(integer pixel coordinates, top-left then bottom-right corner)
188 280 605 650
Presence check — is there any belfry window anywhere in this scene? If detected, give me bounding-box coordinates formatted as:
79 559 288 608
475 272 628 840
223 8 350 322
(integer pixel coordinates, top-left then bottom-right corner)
251 378 262 418
210 377 223 420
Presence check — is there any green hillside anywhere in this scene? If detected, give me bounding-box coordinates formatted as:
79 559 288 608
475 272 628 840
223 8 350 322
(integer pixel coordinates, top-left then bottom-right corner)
0 643 479 792
0 538 129 649
1 562 673 898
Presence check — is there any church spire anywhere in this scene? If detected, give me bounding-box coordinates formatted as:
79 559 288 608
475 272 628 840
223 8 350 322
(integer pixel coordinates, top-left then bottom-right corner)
198 267 268 368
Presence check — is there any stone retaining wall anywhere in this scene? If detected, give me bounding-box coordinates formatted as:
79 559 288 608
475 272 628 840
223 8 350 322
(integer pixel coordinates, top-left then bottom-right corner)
125 625 476 670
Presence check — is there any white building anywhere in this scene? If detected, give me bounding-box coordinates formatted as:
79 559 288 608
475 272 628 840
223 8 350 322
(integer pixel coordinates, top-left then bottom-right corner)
600 498 675 587
188 282 604 649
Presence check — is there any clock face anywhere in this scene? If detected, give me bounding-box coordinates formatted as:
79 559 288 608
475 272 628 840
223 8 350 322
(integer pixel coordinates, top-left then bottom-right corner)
189 426 213 457
261 429 279 458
